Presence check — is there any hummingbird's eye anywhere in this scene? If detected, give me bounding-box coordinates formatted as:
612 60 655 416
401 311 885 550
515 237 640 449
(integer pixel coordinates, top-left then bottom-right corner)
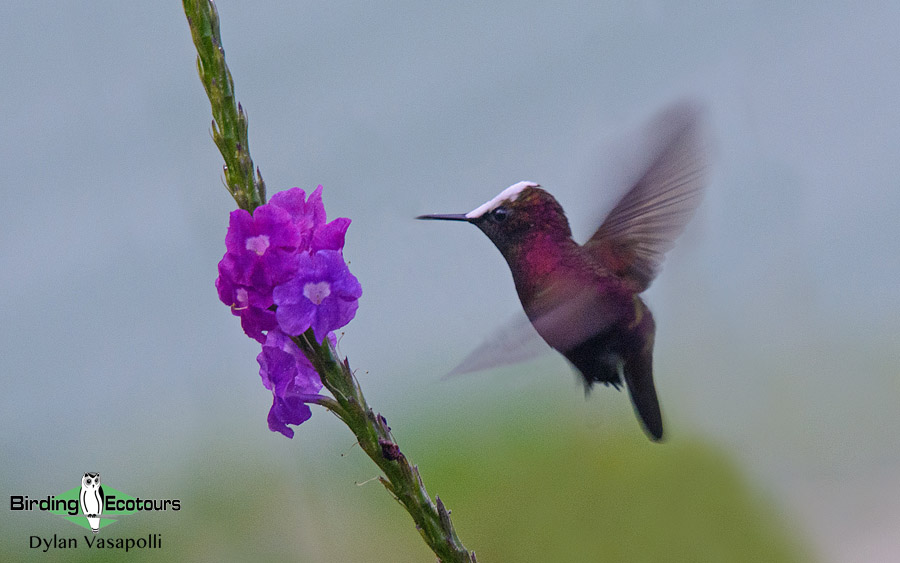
491 207 509 222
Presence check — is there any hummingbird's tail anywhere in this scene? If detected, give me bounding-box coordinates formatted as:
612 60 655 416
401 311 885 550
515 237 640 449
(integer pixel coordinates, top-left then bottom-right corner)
564 310 664 441
621 329 664 441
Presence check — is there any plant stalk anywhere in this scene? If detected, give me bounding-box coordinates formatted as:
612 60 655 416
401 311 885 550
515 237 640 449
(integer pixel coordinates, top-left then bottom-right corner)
184 0 265 211
295 330 477 563
184 1 476 560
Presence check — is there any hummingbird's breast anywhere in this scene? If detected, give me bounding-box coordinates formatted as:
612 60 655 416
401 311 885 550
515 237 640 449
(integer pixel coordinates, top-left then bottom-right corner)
508 235 637 354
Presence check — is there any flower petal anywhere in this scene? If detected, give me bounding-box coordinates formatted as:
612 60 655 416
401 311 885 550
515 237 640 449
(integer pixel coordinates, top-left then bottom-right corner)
275 299 316 336
310 298 339 343
267 395 313 438
332 268 363 299
312 217 350 252
239 306 277 343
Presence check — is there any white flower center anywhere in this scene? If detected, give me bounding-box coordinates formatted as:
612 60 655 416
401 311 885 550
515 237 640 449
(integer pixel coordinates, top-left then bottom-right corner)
234 288 249 309
303 281 331 305
245 235 271 255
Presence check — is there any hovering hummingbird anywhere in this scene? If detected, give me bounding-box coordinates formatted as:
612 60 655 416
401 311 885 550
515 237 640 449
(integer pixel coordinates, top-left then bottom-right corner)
417 101 707 441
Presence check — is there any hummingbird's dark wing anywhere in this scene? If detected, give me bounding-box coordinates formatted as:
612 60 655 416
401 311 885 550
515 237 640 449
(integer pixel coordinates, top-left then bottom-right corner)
444 310 552 377
584 101 708 292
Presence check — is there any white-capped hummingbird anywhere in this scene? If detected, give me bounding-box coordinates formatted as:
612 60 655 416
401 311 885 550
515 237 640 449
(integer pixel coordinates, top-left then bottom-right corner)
417 101 707 441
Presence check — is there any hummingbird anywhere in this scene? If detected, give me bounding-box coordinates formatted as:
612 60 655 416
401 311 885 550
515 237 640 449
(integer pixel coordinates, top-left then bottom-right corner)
417 101 707 441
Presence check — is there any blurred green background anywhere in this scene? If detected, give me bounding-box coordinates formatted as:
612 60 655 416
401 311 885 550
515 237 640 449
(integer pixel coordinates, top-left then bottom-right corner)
2 380 811 562
2 1 899 561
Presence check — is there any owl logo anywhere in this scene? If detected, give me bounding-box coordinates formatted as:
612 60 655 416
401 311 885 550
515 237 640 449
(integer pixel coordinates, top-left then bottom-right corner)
80 472 104 534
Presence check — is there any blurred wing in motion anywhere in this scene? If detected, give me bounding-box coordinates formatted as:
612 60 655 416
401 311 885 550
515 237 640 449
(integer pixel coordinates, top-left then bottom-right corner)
584 100 709 292
444 310 551 378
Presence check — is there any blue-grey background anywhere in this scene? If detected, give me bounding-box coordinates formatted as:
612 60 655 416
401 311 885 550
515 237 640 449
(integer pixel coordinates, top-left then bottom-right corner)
2 2 898 561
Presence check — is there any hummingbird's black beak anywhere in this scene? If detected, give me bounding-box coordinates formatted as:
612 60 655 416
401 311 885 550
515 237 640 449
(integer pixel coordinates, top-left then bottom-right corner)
416 213 471 222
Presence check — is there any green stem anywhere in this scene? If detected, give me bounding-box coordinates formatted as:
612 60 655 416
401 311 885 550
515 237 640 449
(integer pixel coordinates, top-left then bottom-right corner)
183 0 265 211
294 330 477 563
184 1 476 560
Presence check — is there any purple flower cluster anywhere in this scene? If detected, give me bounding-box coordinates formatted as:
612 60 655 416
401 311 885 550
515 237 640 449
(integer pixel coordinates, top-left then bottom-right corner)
216 186 361 437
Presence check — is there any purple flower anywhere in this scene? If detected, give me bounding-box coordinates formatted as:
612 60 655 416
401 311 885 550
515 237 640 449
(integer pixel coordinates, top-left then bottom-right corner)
216 204 304 341
270 186 351 252
267 395 312 439
273 249 362 343
258 329 325 438
216 259 279 342
217 186 354 344
216 184 360 436
223 204 303 287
